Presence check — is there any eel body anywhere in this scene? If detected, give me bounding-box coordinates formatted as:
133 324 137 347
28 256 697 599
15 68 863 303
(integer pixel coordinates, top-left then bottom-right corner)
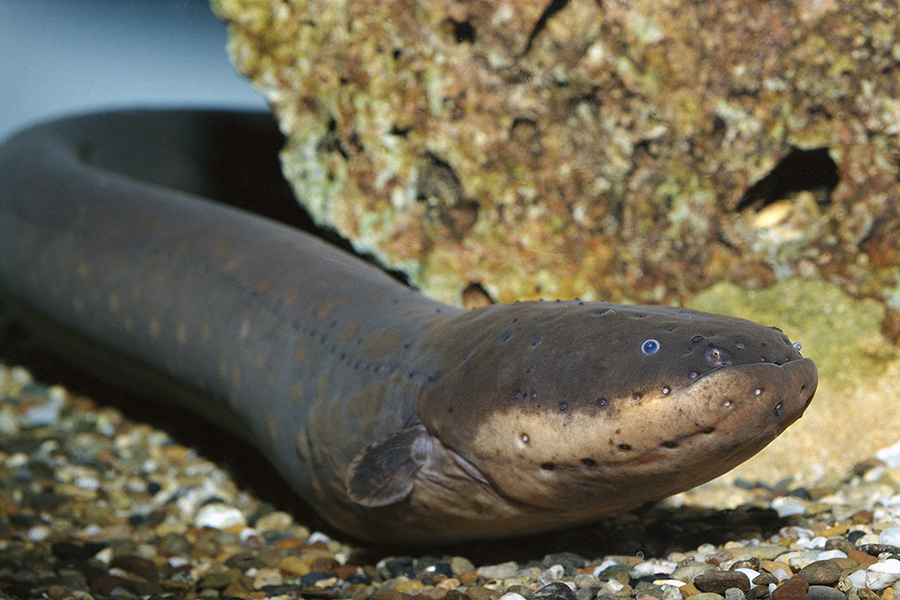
0 110 818 544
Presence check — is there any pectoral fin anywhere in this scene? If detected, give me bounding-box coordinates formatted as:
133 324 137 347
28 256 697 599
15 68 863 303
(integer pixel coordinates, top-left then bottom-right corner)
346 425 431 507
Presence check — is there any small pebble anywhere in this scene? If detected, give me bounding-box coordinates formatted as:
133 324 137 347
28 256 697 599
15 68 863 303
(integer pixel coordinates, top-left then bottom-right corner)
806 586 846 600
798 561 842 585
866 559 900 590
533 582 577 600
771 576 810 600
693 571 751 593
879 528 900 547
194 503 247 529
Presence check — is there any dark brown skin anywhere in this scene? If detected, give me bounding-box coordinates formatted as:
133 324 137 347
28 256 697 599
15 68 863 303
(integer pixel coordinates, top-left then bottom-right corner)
0 110 818 544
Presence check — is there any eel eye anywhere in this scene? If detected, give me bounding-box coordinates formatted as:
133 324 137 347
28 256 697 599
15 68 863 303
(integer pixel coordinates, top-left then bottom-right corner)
641 339 660 355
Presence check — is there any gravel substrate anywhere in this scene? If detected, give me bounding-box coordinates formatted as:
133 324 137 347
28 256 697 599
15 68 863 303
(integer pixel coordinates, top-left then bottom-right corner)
2 362 900 600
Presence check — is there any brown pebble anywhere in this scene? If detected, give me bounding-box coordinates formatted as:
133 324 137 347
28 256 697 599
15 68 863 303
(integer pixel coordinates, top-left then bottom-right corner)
851 509 874 524
694 571 751 594
46 585 71 600
847 549 878 565
705 551 734 566
761 560 793 576
222 579 253 597
753 573 778 585
334 564 360 580
466 585 503 600
374 591 416 600
110 555 159 581
857 589 880 600
445 589 473 600
747 586 770 600
771 575 810 600
680 583 702 597
798 561 841 585
458 571 479 585
90 574 128 595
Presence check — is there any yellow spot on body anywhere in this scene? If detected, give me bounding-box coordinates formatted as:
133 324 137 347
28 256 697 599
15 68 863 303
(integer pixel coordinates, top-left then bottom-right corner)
292 383 305 407
72 297 84 313
201 324 212 343
295 344 307 363
266 412 278 441
222 258 241 275
123 316 134 333
148 316 160 338
176 322 189 345
255 351 265 369
77 262 90 278
239 319 251 340
281 289 300 307
107 293 120 312
231 365 242 390
256 277 275 296
214 238 233 253
218 358 228 380
295 429 311 463
165 358 177 374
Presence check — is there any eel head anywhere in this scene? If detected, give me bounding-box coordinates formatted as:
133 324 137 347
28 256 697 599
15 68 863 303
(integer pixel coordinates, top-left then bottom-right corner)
346 301 817 542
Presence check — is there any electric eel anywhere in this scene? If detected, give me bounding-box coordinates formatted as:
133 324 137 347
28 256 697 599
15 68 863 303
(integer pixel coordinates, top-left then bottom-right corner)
0 109 817 544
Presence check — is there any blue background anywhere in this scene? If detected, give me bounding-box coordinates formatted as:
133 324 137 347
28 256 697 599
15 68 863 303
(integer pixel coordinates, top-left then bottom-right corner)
0 0 267 139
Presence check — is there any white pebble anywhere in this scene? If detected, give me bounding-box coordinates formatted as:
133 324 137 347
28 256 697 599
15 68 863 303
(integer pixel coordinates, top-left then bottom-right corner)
0 405 19 436
28 525 51 541
500 594 528 600
307 531 332 545
194 503 246 529
816 550 848 560
94 547 113 565
654 579 688 587
876 440 900 468
867 558 900 590
771 497 807 517
539 564 565 584
734 568 760 582
843 569 868 591
879 527 900 547
478 562 519 580
23 389 64 426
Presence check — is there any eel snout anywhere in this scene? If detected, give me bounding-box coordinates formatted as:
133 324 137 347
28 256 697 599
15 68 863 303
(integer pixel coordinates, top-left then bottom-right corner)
443 354 817 517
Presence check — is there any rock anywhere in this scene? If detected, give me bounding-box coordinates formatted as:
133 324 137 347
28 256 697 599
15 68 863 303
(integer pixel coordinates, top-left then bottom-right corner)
866 558 900 590
771 576 810 600
194 503 247 529
798 561 842 586
806 586 846 600
533 582 576 600
693 571 751 594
